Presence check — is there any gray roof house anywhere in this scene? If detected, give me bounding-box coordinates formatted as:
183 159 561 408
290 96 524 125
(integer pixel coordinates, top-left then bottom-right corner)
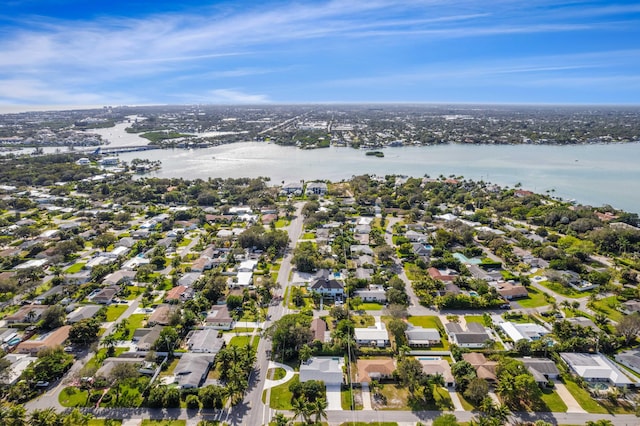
405 325 441 347
516 357 560 385
445 322 492 348
186 329 225 354
133 325 163 351
174 353 215 389
615 349 640 376
66 305 102 324
309 278 344 298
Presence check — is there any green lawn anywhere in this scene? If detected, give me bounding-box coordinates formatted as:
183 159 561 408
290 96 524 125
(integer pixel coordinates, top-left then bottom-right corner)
464 315 485 325
268 374 298 409
140 421 186 426
301 232 315 240
539 387 568 412
376 384 452 411
59 387 89 407
457 393 476 411
160 358 180 377
517 287 552 308
89 420 123 426
408 315 444 329
540 281 591 299
267 367 287 380
229 335 253 348
177 238 192 247
359 302 384 311
590 296 624 322
64 262 86 274
341 387 363 410
125 285 145 300
87 347 128 370
105 305 128 322
338 423 397 426
562 377 607 414
274 219 290 228
114 313 146 340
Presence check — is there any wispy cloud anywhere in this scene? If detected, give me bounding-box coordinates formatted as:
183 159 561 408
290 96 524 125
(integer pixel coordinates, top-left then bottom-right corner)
0 0 638 104
208 89 270 104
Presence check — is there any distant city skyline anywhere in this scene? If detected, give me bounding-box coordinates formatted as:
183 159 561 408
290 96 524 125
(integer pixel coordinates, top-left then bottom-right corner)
1 0 640 107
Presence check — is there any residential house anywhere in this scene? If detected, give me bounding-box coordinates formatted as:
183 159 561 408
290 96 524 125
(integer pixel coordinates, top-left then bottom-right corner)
165 285 193 303
281 182 303 195
133 325 163 351
412 243 433 259
620 300 640 315
103 270 136 286
462 353 498 383
66 305 102 324
186 329 225 354
300 357 344 385
418 358 455 388
445 322 491 349
566 317 600 332
350 245 374 256
357 358 395 383
428 267 458 283
405 230 428 243
191 257 214 272
309 278 344 299
305 182 328 196
178 272 202 288
16 326 71 355
516 357 560 386
92 287 119 304
65 270 92 285
494 282 528 300
560 352 636 387
311 318 328 343
615 349 640 376
148 304 175 326
499 322 550 343
1 353 37 385
175 353 215 389
4 305 49 324
205 305 235 330
354 285 386 303
405 325 441 347
355 322 390 347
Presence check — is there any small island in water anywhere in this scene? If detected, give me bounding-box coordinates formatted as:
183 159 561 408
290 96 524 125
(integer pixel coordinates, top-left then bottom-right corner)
365 150 384 157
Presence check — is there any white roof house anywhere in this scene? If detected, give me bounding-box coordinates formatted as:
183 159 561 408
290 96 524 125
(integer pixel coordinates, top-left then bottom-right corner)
355 322 390 347
236 271 253 287
299 356 344 385
560 353 636 387
1 353 37 385
499 322 550 342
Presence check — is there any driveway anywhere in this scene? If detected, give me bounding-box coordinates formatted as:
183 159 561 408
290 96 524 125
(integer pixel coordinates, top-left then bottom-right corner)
326 384 343 410
555 382 586 413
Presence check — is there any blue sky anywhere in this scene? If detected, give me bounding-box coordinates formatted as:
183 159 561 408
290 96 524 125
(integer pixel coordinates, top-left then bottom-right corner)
1 0 640 106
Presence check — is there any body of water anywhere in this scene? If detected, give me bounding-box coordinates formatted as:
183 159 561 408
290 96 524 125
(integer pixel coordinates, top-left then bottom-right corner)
112 141 639 214
88 123 640 214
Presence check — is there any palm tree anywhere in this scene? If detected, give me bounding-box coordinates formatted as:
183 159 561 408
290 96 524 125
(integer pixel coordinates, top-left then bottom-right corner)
29 408 61 426
1 403 26 426
25 309 37 324
291 397 307 424
270 413 291 426
312 398 328 424
62 408 92 426
101 333 118 357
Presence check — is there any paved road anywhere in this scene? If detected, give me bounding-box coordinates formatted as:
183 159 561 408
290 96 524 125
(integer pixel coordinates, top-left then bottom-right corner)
238 202 305 426
383 217 437 316
68 406 640 426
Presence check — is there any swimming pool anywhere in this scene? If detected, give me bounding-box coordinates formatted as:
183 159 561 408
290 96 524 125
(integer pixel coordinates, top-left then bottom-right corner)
469 291 479 297
452 252 482 265
417 356 442 361
7 337 21 346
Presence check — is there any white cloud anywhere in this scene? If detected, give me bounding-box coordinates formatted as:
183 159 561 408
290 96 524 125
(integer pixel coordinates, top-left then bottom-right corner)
208 89 270 104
